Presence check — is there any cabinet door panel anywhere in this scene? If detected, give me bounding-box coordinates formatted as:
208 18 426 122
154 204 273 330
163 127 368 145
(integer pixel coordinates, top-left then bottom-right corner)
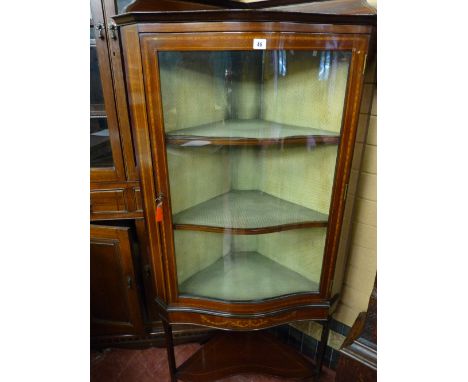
90 225 143 336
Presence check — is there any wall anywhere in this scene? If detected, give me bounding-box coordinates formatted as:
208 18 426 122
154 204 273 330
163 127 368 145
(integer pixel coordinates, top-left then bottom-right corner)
334 54 377 326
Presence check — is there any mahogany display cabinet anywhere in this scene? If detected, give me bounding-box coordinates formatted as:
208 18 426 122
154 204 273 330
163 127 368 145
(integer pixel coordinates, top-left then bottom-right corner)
106 1 375 380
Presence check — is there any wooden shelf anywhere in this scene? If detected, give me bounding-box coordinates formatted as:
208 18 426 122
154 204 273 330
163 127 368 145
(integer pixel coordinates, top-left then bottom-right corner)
173 190 328 234
179 251 319 301
166 119 340 146
176 331 316 381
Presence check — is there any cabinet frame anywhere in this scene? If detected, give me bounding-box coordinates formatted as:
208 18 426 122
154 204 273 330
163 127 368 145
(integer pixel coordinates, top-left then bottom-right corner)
121 22 369 329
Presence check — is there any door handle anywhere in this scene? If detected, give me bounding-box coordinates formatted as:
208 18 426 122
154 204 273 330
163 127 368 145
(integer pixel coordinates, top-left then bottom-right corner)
95 23 104 39
108 23 118 40
127 276 133 289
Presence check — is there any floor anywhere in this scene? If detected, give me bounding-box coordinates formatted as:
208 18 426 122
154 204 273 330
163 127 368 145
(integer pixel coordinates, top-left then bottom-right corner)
90 343 336 381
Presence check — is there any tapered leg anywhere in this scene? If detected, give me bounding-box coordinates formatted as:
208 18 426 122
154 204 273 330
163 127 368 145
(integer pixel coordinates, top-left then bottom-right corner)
162 320 177 382
315 318 331 379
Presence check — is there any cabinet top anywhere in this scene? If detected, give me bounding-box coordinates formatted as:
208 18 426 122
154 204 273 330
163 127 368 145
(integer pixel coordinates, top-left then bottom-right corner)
113 0 376 26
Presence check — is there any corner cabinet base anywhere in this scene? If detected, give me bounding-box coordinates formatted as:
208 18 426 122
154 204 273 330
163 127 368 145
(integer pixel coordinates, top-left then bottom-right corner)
176 331 316 382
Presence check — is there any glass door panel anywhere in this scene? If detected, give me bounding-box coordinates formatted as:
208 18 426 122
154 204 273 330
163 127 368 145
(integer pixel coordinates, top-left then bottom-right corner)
158 49 351 301
90 42 114 168
115 0 134 14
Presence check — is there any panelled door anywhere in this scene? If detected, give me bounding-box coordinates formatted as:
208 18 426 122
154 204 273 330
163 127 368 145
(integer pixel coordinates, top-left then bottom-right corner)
90 224 143 336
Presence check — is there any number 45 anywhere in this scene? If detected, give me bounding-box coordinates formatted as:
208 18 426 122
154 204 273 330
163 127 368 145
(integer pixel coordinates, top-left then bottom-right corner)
253 39 266 50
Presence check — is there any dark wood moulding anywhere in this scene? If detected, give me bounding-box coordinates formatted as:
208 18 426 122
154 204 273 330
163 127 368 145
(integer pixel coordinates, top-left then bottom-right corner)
166 134 340 147
125 0 377 13
113 10 376 27
174 221 328 234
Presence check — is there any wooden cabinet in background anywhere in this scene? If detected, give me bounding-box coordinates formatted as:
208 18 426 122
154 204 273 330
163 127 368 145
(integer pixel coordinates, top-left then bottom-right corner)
90 0 148 343
90 0 146 339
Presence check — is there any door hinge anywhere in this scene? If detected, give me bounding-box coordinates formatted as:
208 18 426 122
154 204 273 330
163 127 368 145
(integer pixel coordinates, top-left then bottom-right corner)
343 183 349 201
363 53 368 75
108 23 118 40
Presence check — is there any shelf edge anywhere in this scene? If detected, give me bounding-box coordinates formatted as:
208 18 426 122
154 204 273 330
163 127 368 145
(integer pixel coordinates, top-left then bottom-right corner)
173 221 328 234
166 135 340 147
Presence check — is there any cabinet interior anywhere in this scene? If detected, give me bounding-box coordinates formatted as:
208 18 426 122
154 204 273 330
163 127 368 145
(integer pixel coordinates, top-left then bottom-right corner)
158 49 351 301
175 229 326 301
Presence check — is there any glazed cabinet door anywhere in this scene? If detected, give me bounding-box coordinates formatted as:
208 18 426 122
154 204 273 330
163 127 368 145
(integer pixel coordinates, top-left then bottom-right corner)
90 224 143 336
90 0 125 182
134 31 368 312
95 0 140 181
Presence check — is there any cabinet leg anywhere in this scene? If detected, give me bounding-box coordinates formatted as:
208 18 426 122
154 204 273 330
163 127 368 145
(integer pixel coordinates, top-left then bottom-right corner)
162 320 177 382
315 318 331 379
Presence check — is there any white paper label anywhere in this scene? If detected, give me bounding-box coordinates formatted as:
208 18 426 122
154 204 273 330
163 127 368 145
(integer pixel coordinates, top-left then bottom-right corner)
253 39 266 50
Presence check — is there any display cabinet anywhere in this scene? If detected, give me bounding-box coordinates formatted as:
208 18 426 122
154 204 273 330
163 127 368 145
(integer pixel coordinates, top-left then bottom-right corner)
114 3 374 379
